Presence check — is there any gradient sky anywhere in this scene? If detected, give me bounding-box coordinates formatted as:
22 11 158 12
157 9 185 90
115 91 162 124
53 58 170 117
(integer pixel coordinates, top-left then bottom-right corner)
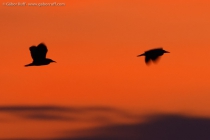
1 0 210 139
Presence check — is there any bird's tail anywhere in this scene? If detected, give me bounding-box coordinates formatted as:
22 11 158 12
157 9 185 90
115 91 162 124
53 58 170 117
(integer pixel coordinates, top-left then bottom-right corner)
137 53 145 57
24 63 34 67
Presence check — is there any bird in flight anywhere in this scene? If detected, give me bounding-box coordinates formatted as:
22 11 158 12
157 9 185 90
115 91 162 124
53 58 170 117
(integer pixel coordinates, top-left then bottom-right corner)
137 48 169 64
25 43 56 67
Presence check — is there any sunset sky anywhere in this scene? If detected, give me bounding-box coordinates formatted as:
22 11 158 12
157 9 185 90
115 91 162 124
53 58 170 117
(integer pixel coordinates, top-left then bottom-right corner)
1 0 210 139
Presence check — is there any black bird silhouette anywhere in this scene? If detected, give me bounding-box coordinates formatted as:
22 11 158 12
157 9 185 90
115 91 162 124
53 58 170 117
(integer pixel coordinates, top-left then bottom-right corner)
137 48 169 64
25 43 56 67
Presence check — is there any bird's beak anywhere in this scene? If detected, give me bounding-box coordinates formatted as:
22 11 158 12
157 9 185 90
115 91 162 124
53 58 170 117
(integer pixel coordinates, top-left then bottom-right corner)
52 60 56 63
165 51 170 53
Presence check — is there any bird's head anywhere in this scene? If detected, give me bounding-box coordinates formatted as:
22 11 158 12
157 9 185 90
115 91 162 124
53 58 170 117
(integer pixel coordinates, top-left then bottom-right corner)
46 58 56 64
163 50 170 53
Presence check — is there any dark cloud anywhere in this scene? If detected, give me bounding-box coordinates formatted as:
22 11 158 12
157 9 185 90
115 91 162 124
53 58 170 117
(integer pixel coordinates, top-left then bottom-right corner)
1 114 210 140
55 114 210 140
0 106 68 112
0 106 70 121
0 105 136 121
2 106 210 140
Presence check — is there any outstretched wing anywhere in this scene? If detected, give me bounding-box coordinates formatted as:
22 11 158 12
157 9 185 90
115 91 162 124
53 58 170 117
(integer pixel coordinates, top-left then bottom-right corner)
145 56 151 64
29 46 38 61
29 43 48 62
150 55 160 61
37 43 48 59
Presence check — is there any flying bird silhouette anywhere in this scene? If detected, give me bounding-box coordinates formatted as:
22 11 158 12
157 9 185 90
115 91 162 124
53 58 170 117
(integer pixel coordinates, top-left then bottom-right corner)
137 48 169 64
25 43 56 67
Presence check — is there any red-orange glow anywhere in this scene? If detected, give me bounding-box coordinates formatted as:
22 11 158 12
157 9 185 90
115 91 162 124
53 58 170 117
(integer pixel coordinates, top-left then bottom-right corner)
1 0 210 139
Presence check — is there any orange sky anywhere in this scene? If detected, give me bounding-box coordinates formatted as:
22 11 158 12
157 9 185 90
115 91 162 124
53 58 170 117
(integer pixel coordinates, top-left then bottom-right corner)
1 0 210 139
